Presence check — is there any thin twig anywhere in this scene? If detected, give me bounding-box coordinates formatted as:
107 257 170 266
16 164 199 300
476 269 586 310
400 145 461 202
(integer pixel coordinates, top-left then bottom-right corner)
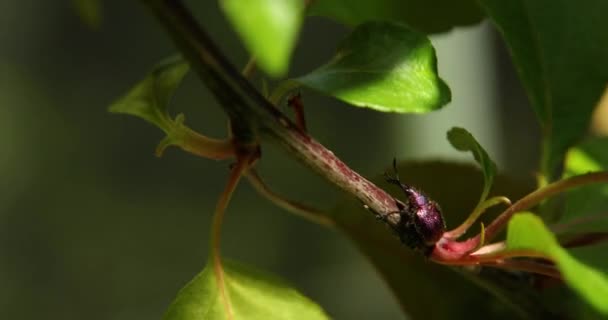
141 0 401 231
444 196 511 239
433 172 608 262
560 232 608 248
550 212 608 234
210 156 251 319
433 247 552 265
482 172 608 242
482 260 561 279
245 169 335 227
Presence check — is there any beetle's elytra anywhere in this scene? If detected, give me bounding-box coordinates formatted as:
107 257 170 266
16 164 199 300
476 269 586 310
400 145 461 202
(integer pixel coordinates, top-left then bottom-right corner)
385 161 446 251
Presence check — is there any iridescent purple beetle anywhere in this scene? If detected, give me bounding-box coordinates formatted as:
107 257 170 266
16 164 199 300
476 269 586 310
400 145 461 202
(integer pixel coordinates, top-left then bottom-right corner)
385 160 446 252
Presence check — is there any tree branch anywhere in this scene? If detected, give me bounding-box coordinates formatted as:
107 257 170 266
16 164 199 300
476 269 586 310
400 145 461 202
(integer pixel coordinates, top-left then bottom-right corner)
140 0 401 226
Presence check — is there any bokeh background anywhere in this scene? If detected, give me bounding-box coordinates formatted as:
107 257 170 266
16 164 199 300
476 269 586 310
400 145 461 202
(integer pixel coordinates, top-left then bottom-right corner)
1 1 544 319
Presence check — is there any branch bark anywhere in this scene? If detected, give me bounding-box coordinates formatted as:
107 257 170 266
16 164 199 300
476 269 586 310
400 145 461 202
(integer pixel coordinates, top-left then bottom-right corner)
140 0 401 225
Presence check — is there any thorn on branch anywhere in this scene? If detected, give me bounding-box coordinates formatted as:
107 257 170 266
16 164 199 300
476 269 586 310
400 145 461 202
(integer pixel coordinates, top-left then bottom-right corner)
287 92 307 132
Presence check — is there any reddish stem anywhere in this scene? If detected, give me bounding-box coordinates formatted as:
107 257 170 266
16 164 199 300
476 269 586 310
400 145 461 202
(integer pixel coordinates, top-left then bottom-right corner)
481 260 561 279
142 0 402 228
482 172 608 242
561 232 608 248
210 155 252 319
287 93 307 132
245 169 335 227
432 172 608 264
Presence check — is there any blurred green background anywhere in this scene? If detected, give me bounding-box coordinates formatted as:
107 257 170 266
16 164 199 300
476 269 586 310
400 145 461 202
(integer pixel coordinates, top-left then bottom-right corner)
0 1 541 319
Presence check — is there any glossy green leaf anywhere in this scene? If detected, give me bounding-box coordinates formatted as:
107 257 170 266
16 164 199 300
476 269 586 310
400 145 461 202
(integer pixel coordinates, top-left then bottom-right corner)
163 260 329 320
308 0 484 34
220 0 304 77
71 0 102 28
478 0 608 179
506 213 608 314
108 56 189 133
296 21 451 113
332 162 551 319
447 127 497 204
561 138 608 232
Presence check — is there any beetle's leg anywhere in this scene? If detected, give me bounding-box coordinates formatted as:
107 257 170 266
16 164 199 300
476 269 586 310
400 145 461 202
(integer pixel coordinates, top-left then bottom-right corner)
384 158 417 199
287 92 307 132
363 204 384 221
384 158 402 185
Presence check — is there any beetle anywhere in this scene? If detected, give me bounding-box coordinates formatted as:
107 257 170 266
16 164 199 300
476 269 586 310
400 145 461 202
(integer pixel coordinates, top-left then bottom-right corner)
384 160 446 252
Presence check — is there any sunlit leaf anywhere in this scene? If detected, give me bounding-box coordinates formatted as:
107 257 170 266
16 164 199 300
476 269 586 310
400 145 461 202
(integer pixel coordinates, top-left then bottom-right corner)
447 127 496 204
308 0 484 34
506 213 608 315
163 260 329 320
478 0 608 179
296 21 450 114
221 0 304 77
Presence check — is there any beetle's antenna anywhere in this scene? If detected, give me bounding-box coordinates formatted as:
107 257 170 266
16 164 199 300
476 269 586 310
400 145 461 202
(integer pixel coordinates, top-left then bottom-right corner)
392 158 400 180
384 157 401 186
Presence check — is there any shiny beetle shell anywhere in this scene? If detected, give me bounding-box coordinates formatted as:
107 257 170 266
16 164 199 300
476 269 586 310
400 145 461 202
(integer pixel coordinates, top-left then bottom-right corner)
406 188 445 246
388 180 446 250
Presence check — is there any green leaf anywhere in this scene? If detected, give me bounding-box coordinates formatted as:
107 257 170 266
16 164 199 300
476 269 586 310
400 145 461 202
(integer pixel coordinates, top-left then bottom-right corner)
477 0 608 179
71 0 102 28
163 260 329 320
220 0 304 77
506 213 608 314
561 138 608 232
109 58 236 159
308 0 484 34
296 21 451 114
332 161 549 319
108 56 189 133
447 127 497 204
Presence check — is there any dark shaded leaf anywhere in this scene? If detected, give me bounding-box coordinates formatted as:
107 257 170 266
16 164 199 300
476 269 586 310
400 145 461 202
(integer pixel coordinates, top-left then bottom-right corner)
309 0 484 34
332 161 550 319
478 0 608 179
